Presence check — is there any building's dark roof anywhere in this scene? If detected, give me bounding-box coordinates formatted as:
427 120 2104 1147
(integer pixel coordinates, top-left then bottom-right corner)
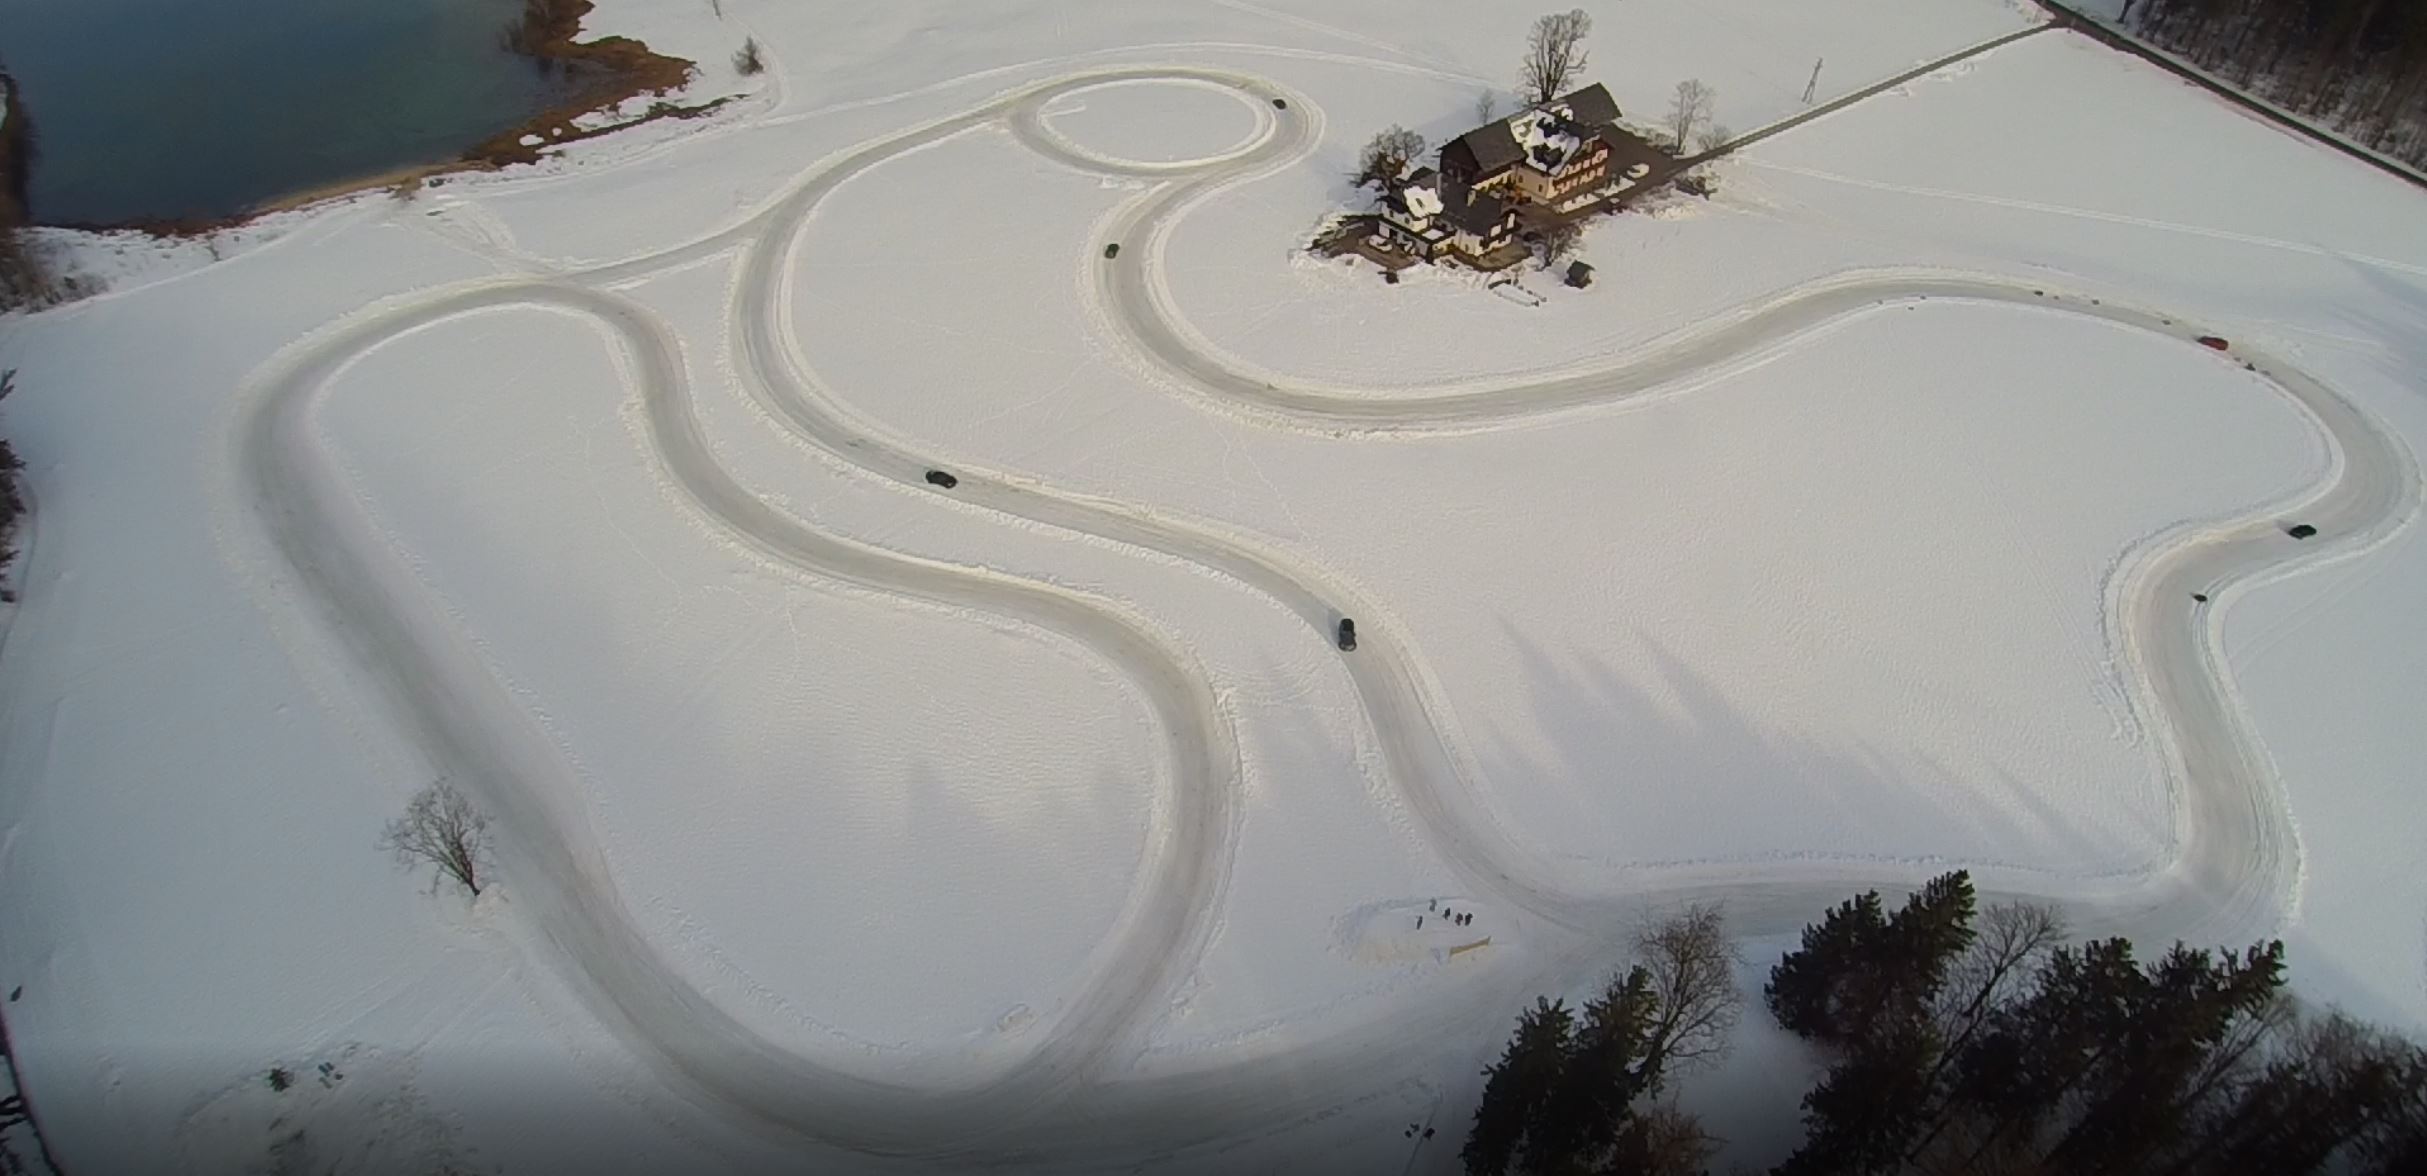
1378 167 1437 218
1597 126 1673 182
1560 82 1621 127
1442 82 1625 180
1441 127 1522 178
1437 177 1507 236
1381 169 1507 239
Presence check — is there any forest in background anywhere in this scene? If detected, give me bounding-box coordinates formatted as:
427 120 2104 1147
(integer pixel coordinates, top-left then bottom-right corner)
2118 0 2427 170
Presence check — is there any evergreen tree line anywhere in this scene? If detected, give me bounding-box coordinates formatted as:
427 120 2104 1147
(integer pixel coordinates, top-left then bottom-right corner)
2121 0 2427 168
1464 872 2427 1175
1461 906 1742 1176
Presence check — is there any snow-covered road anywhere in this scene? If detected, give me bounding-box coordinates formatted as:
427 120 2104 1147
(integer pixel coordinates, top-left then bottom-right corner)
222 65 2418 1165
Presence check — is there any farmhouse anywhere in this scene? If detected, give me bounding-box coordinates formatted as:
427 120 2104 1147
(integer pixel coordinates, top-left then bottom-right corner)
1374 82 1673 268
1376 167 1522 265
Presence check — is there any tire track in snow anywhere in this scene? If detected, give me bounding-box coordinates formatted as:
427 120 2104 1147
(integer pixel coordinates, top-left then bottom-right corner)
227 282 1239 1159
223 60 2422 1166
732 67 2418 1145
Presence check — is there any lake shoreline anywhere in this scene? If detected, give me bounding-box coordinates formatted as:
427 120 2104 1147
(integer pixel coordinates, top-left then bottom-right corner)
52 0 711 236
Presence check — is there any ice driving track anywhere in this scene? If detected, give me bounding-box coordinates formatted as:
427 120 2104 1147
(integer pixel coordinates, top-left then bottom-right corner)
227 61 2417 1166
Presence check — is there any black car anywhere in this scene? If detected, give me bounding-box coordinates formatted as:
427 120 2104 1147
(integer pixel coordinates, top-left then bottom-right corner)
924 469 958 489
1336 618 1357 652
1103 243 1121 259
2285 522 2317 539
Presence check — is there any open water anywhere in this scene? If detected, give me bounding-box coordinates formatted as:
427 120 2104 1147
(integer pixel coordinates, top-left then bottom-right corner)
0 0 577 225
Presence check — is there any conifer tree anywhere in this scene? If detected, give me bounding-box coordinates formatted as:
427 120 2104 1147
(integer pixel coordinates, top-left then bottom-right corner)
1765 890 1887 1044
1465 908 1735 1175
2038 941 2285 1172
2190 1013 2424 1176
1765 872 1976 1046
1528 968 1657 1171
1766 874 2424 1176
1775 1025 1936 1176
1465 997 1575 1176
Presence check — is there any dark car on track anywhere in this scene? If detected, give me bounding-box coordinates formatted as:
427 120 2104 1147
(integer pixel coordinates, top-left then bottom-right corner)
925 469 958 489
1336 618 1357 651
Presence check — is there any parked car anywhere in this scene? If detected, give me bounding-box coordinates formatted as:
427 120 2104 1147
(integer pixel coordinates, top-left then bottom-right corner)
1336 617 1357 652
924 469 958 489
2197 335 2230 350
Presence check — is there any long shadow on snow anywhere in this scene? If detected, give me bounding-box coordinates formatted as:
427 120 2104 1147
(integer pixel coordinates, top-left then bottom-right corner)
1478 618 2146 887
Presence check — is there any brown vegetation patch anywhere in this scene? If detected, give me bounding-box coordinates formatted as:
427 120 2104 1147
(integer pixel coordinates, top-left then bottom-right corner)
465 0 705 169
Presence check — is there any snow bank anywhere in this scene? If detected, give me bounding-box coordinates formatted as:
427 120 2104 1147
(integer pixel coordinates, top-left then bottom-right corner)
1734 30 2427 1032
2 4 2421 1175
0 226 786 1174
625 254 1466 1058
1039 80 1265 165
791 136 2322 890
313 306 1163 1071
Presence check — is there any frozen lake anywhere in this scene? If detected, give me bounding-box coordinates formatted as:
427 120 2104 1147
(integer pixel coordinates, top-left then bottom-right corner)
0 0 578 225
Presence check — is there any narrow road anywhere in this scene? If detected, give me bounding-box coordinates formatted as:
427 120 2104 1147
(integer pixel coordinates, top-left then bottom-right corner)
1692 24 2052 163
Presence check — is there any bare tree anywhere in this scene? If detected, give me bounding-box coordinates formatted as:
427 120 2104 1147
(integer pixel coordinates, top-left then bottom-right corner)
380 783 490 897
1535 218 1585 269
1694 122 1732 155
733 37 764 76
1521 9 1594 106
1353 125 1427 189
0 229 51 311
1930 902 2064 1055
1473 89 1501 125
1635 904 1742 1087
1667 78 1715 153
1617 1102 1721 1176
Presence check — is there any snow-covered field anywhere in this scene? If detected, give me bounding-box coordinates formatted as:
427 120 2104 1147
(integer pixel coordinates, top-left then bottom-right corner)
2 1 2423 1173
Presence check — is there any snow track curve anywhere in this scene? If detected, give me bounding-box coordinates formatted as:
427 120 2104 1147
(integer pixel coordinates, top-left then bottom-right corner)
231 282 1240 1158
221 61 2419 1167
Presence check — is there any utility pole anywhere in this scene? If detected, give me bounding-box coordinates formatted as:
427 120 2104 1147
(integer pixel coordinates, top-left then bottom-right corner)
1802 57 1824 105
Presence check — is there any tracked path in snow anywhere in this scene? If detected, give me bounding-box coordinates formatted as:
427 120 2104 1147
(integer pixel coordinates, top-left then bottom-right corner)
222 52 2418 1169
